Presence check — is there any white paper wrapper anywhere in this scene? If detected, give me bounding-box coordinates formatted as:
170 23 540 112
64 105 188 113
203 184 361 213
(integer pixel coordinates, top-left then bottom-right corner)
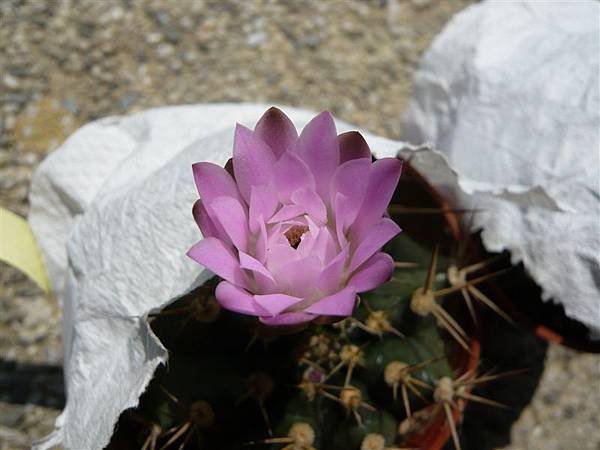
29 104 410 450
402 0 600 338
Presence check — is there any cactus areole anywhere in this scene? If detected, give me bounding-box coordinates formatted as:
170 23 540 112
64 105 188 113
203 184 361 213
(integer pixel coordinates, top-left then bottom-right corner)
187 107 402 326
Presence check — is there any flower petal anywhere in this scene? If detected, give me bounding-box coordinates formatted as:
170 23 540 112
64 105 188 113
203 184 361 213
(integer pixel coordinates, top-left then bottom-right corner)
311 226 339 265
239 251 275 281
209 196 249 252
187 238 250 289
271 255 322 298
349 218 401 272
253 293 304 317
317 246 350 294
249 185 278 233
305 287 357 316
331 158 371 226
254 107 298 159
260 312 315 326
352 158 402 238
215 281 268 316
348 252 394 292
233 124 276 202
192 199 219 238
273 151 316 204
268 204 305 223
254 219 268 263
333 193 350 249
338 131 372 163
192 162 243 204
294 111 340 199
291 188 327 223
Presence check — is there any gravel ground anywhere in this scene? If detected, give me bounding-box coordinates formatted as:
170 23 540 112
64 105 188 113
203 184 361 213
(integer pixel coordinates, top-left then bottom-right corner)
1 1 598 449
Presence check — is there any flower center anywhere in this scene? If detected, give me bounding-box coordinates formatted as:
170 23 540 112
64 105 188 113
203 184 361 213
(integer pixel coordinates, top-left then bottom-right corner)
284 225 309 249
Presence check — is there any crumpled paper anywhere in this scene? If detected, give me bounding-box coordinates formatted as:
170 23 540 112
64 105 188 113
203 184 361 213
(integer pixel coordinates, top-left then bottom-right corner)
402 0 600 338
29 104 410 450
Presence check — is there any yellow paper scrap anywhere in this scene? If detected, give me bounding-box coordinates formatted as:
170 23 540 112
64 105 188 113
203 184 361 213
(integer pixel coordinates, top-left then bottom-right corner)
0 207 50 293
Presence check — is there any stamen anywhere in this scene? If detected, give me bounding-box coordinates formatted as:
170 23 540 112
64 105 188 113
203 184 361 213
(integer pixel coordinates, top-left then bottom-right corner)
284 225 309 249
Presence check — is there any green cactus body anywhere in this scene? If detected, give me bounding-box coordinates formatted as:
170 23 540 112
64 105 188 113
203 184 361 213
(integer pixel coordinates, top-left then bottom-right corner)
108 167 483 450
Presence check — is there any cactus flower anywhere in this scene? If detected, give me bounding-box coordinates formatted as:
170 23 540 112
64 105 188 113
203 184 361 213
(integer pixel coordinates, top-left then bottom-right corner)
187 108 402 326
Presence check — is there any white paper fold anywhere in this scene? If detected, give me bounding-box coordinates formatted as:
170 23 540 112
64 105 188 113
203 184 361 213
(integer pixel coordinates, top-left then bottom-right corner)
402 0 600 339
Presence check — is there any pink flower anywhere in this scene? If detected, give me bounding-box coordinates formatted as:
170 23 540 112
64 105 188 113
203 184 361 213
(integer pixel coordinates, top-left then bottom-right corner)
187 108 401 326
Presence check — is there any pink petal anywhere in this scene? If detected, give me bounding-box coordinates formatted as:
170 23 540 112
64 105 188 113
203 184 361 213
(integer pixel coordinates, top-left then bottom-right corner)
209 196 249 252
333 193 350 249
215 281 268 316
249 185 278 233
331 158 371 227
294 111 340 199
271 255 322 298
253 293 304 317
233 124 276 202
339 131 372 163
260 311 315 326
295 218 320 257
254 107 298 159
349 218 401 272
192 199 219 238
273 151 316 204
187 238 251 289
192 162 243 205
239 251 275 282
254 220 268 263
348 252 394 292
268 204 305 223
317 246 350 294
291 188 327 223
305 287 357 316
311 226 339 266
266 242 298 271
352 158 402 238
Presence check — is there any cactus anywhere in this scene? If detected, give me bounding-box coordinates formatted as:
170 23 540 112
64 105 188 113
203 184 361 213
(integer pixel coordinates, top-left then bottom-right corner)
105 108 517 450
106 162 516 450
